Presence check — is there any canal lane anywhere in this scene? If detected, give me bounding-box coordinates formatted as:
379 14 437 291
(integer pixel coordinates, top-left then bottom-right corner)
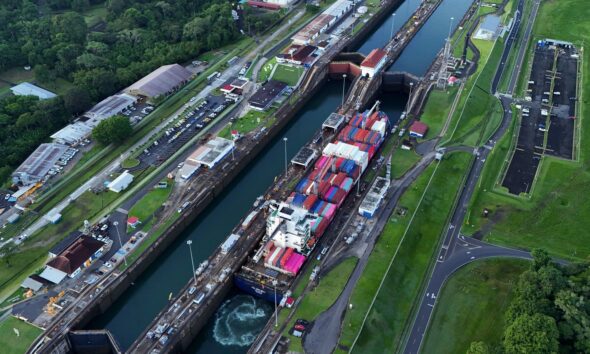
88 0 475 351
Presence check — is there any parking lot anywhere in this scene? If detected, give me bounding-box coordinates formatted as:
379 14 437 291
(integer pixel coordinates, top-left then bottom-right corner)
121 100 155 126
138 95 231 167
502 40 579 195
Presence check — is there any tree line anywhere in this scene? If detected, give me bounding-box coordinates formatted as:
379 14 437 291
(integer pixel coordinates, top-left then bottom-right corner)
468 249 590 354
0 0 281 184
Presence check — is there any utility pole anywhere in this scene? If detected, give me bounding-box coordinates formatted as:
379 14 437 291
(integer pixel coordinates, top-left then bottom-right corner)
390 13 396 40
283 137 288 175
186 240 197 286
112 221 127 266
273 280 278 327
342 74 347 107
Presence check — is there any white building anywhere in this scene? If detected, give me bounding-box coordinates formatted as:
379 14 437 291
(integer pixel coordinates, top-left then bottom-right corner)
125 64 193 100
12 143 69 185
361 49 388 78
108 170 134 193
266 202 319 252
10 82 57 100
191 137 235 169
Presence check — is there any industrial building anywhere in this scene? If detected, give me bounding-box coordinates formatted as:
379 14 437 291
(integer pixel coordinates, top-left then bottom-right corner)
51 122 93 145
409 121 428 138
361 49 388 77
358 176 390 218
264 0 297 8
247 1 282 10
291 0 353 45
12 143 69 186
41 235 107 283
83 94 137 124
125 64 193 100
108 171 134 193
248 80 288 111
277 45 318 66
49 231 85 258
10 82 57 100
190 137 235 168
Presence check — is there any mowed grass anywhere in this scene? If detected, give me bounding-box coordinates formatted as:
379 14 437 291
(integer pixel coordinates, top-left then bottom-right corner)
418 86 459 138
271 64 304 86
391 147 421 179
422 259 529 354
464 0 590 261
283 257 358 353
0 316 43 354
338 152 473 353
258 57 278 82
218 109 273 138
127 181 173 224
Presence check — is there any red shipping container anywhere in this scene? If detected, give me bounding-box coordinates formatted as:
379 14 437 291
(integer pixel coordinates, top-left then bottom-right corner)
336 157 345 169
319 181 331 197
333 172 346 186
314 218 330 238
308 169 319 181
333 189 347 206
303 194 318 210
281 247 294 268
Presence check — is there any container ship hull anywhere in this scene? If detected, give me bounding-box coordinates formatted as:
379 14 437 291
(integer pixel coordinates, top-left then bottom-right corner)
235 104 389 303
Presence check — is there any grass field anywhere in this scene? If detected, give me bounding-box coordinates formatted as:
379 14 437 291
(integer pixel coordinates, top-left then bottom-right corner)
0 316 42 354
258 57 278 82
422 258 529 354
121 158 140 169
283 257 358 352
391 147 421 179
462 0 590 261
218 109 273 138
271 64 304 86
419 86 459 138
127 181 174 229
338 152 472 353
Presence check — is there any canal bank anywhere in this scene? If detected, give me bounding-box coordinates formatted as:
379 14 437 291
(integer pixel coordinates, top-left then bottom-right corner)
87 0 474 351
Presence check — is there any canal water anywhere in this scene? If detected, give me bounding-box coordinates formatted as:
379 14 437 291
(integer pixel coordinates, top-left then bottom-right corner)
88 0 473 351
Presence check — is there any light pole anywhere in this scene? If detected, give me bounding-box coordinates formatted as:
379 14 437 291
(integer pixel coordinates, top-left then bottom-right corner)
405 82 414 114
342 74 347 107
186 240 197 287
390 13 396 40
112 221 127 266
447 17 455 40
273 280 278 327
283 137 288 175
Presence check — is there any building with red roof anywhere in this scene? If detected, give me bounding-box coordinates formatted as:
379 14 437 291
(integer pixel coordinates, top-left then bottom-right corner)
43 235 106 281
409 121 429 138
361 49 388 78
127 216 141 228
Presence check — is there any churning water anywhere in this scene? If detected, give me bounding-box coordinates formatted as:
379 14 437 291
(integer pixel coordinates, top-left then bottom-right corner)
212 295 273 347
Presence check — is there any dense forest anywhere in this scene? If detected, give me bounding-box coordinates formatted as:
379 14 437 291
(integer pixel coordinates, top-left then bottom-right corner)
0 0 280 184
468 250 590 354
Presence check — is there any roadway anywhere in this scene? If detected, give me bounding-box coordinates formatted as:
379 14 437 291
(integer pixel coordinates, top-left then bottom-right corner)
403 0 540 352
12 8 305 246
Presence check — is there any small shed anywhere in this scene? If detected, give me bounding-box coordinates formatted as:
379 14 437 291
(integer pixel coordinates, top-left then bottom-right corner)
409 121 428 138
108 171 134 193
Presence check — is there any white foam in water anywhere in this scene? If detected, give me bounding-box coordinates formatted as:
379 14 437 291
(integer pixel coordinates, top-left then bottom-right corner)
213 295 272 346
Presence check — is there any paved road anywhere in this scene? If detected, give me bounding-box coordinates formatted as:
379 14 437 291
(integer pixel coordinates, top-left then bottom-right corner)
13 9 305 247
303 153 436 354
403 1 541 352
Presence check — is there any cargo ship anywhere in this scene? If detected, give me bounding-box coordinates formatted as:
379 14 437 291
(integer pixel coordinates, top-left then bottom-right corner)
234 102 389 303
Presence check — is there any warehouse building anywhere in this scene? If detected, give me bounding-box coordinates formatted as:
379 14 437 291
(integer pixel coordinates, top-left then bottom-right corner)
108 170 134 193
83 93 137 126
125 64 193 100
51 122 93 145
41 235 107 282
358 176 390 218
291 0 353 45
249 80 288 111
191 137 235 168
12 143 69 186
10 82 57 100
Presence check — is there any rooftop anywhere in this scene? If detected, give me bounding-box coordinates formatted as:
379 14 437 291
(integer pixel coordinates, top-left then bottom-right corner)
361 49 388 69
46 235 104 275
126 64 193 98
409 121 428 135
50 231 84 256
13 143 69 181
192 137 235 168
10 82 57 100
84 94 136 124
248 80 287 110
292 14 335 44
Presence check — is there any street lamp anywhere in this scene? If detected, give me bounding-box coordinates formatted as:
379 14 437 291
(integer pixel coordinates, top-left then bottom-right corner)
405 82 414 114
273 280 278 327
342 74 347 107
187 240 197 287
283 137 288 175
390 13 396 40
112 221 127 266
447 17 455 40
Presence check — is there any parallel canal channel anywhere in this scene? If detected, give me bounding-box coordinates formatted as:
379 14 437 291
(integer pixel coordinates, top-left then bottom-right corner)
88 0 473 351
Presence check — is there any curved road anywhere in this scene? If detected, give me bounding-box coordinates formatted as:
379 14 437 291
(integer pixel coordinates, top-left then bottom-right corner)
403 0 540 352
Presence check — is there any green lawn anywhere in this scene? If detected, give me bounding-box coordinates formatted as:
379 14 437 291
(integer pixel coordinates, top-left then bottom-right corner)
218 109 273 138
127 181 174 227
258 57 278 82
283 257 358 352
422 258 529 354
0 316 42 354
419 86 459 138
121 158 140 169
391 147 421 179
338 152 473 353
463 0 590 261
271 64 304 86
0 67 34 85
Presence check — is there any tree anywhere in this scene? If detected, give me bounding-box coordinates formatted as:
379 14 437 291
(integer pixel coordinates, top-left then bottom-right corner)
467 341 490 354
72 0 90 12
504 314 559 354
63 86 91 115
531 248 552 271
92 115 132 145
555 290 590 352
34 64 53 83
